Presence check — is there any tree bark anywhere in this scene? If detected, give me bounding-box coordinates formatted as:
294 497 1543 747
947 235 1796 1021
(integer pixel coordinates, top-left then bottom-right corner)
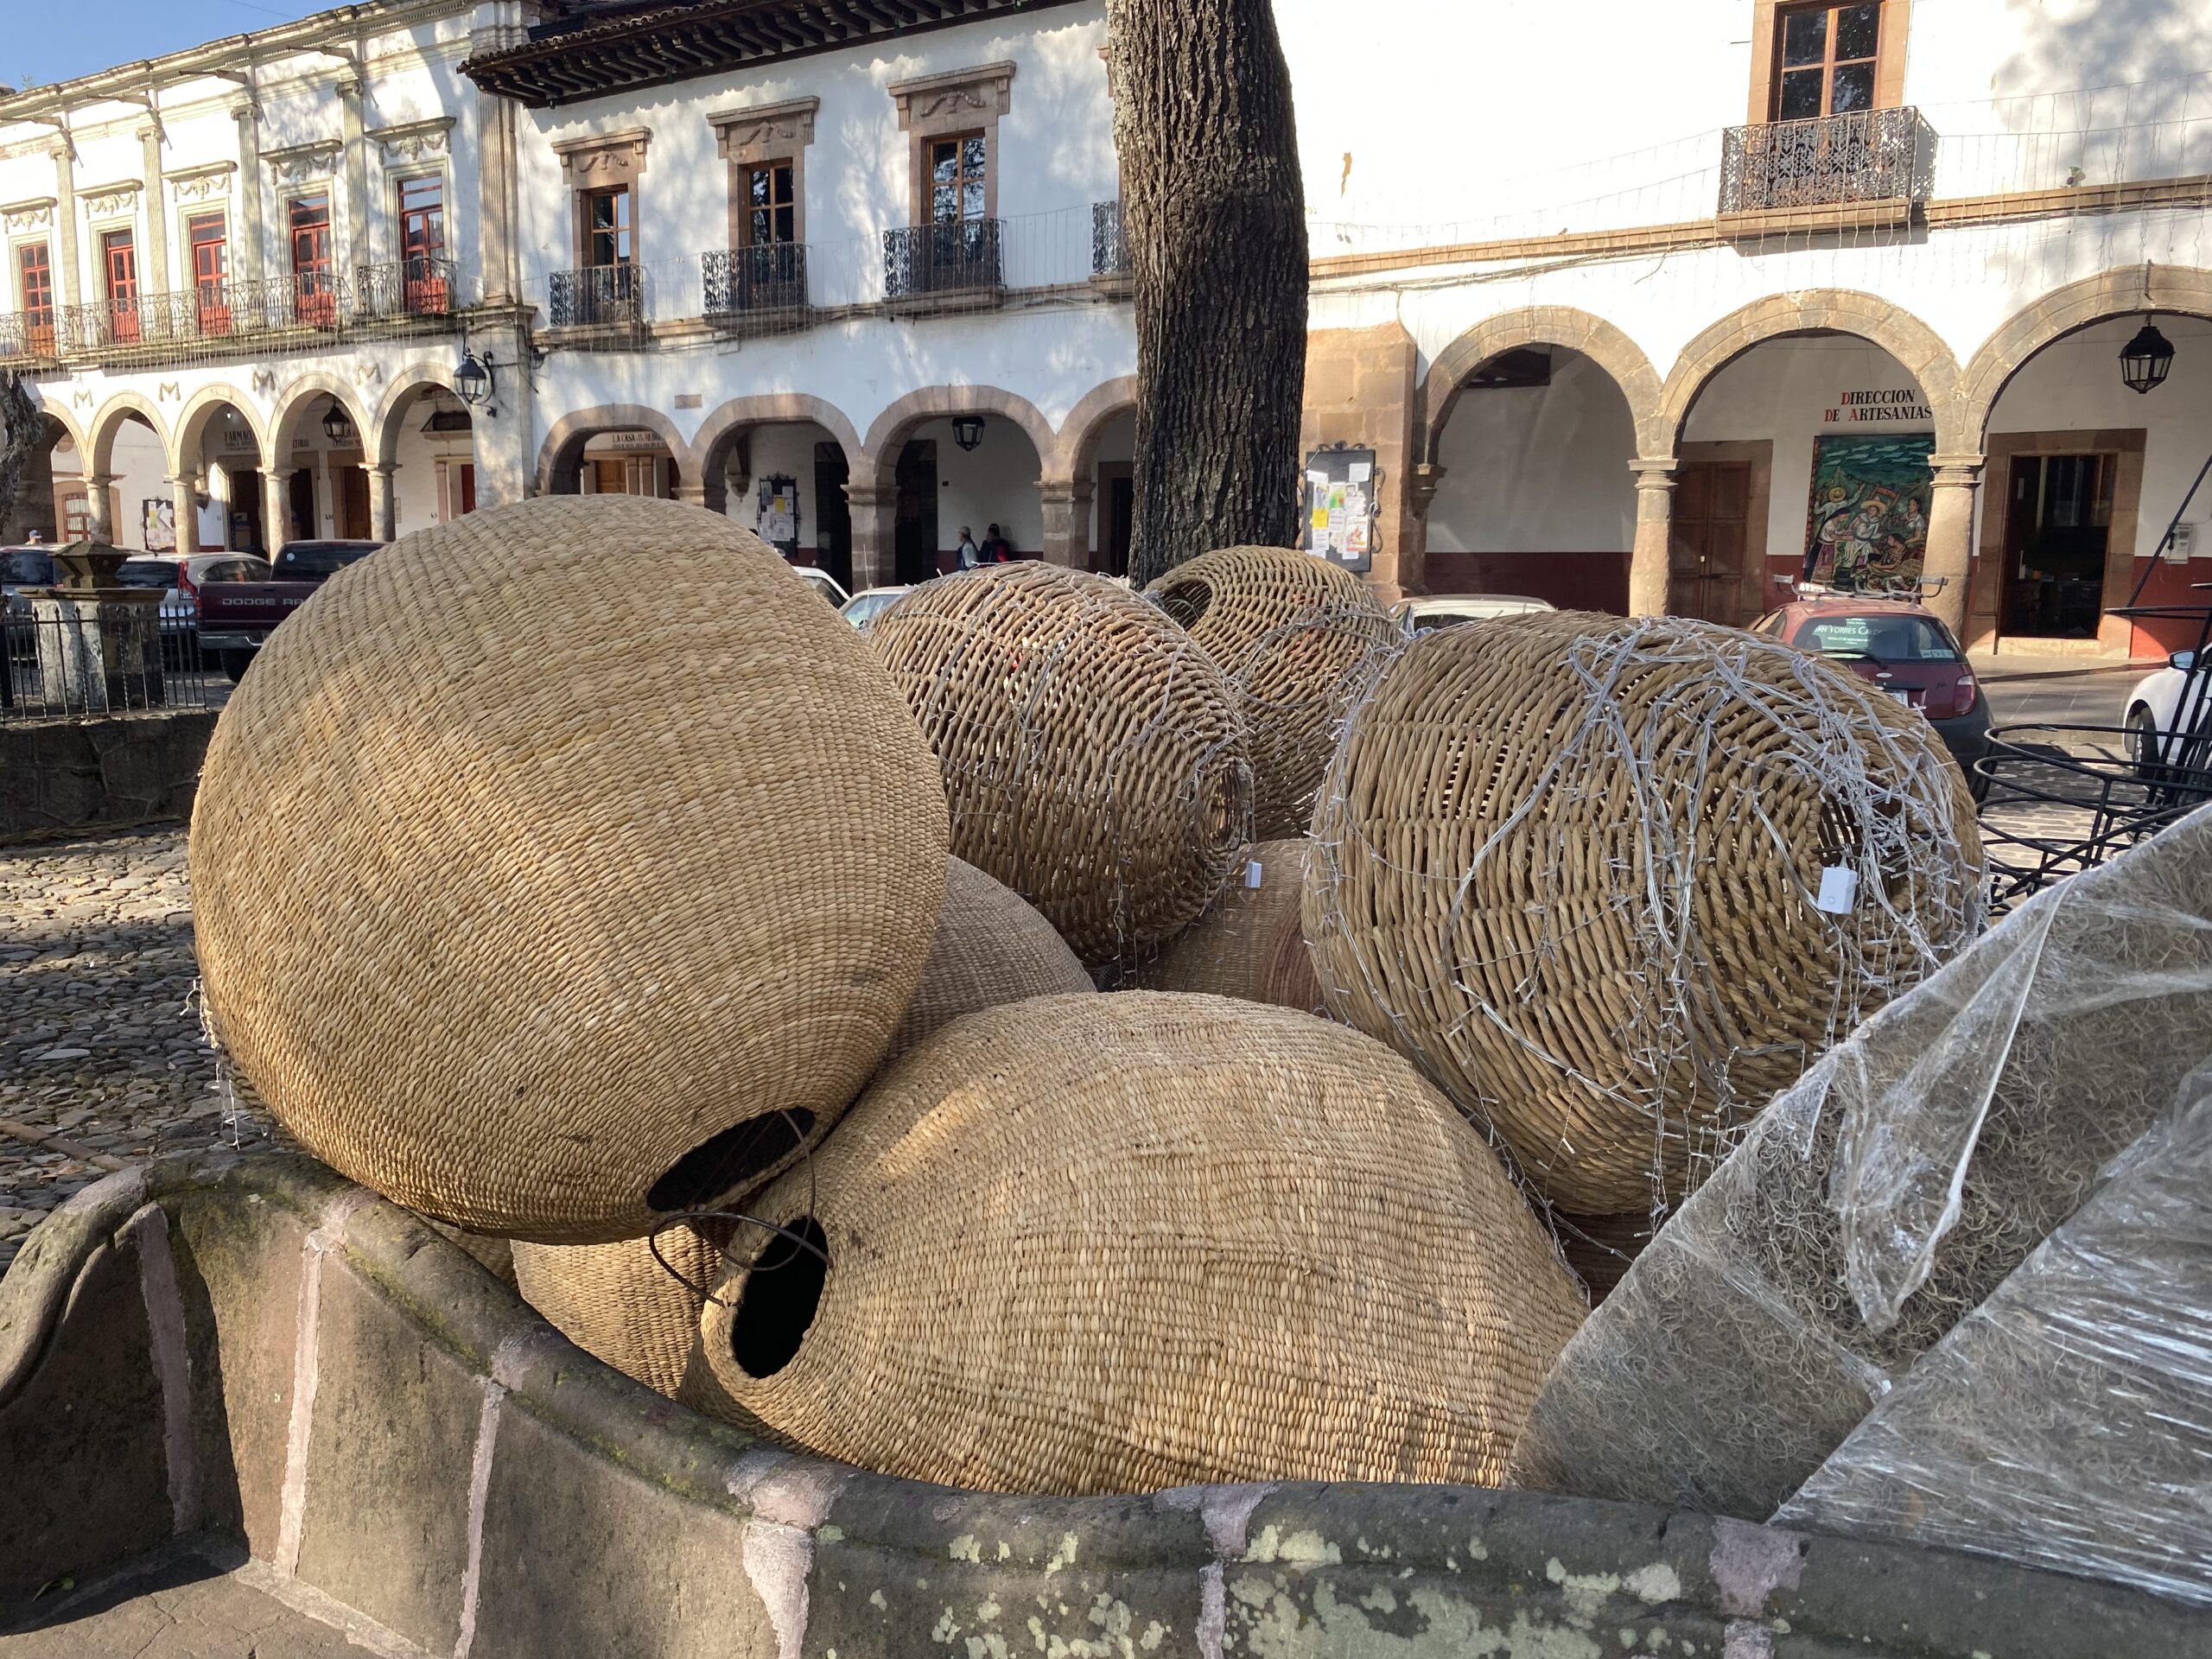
0 372 37 539
1108 0 1307 587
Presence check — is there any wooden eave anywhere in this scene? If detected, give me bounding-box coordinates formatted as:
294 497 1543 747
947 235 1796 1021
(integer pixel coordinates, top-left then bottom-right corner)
463 0 1087 108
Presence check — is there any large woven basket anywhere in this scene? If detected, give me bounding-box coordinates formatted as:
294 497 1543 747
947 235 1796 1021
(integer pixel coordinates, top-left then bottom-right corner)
1147 547 1401 838
698 991 1583 1496
1305 612 1984 1215
190 495 950 1243
511 1226 758 1427
891 856 1095 1056
1125 839 1322 1013
868 564 1252 967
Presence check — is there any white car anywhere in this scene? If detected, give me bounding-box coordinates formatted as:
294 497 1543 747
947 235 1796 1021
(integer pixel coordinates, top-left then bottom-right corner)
791 564 850 608
2126 650 2210 770
840 585 911 629
1393 593 1556 632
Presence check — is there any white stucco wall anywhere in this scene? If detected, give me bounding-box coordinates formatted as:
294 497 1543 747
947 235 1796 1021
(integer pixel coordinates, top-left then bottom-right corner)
1427 350 1637 555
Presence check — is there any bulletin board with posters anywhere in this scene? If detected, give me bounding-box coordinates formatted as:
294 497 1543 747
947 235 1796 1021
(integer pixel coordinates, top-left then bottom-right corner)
1802 434 1934 592
1302 445 1376 575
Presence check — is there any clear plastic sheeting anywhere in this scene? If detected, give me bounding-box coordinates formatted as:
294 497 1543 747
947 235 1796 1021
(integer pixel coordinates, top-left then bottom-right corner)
1779 1062 2212 1608
1510 803 2212 1522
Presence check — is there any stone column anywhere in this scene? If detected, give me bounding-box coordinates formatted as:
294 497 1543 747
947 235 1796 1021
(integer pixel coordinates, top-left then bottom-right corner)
169 475 200 556
477 90 519 306
138 122 169 296
339 79 369 287
1923 453 1985 642
1405 462 1446 596
846 477 896 589
1039 478 1091 569
367 464 397 542
81 474 115 543
50 143 80 310
231 100 265 289
264 469 291 555
1628 455 1678 618
671 479 708 508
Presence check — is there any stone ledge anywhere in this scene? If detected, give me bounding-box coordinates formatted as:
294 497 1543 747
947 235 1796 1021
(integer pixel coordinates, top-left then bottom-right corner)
0 710 215 845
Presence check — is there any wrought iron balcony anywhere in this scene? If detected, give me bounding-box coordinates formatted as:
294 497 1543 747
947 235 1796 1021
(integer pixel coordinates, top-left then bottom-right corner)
0 310 58 365
1092 200 1128 278
884 219 1003 301
549 262 647 329
354 256 458 321
702 243 808 321
1720 106 1934 215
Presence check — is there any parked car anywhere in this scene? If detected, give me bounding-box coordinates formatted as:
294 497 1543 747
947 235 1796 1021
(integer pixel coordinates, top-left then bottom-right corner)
195 539 381 681
1393 594 1556 631
117 556 184 606
1751 595 1991 798
177 551 274 609
1 544 56 620
840 585 911 629
791 564 850 608
2125 651 2209 774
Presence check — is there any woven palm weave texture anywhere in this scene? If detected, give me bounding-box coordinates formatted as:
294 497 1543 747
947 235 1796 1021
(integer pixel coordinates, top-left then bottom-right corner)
1304 611 1984 1216
1147 546 1402 838
867 563 1253 968
699 990 1584 1496
510 1224 756 1428
190 494 950 1243
889 855 1095 1057
1126 839 1324 1013
1510 803 2212 1522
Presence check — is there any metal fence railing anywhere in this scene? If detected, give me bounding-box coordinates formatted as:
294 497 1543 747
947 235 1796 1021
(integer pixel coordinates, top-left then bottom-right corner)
1720 106 1936 213
2 601 228 721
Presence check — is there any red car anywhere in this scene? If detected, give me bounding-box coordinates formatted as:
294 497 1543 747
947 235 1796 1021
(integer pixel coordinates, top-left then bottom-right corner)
1750 595 1991 798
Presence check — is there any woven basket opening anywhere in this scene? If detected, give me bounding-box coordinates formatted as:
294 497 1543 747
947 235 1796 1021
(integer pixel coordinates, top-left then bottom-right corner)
647 1109 817 1214
1154 575 1215 631
728 1216 830 1379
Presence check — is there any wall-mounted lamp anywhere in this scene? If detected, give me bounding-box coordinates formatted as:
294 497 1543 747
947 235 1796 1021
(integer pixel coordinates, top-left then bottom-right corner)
952 413 985 452
2120 319 2175 395
454 349 494 410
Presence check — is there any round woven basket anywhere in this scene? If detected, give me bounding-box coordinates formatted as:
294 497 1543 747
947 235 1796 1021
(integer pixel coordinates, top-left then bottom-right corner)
891 856 1095 1056
867 563 1252 967
1305 612 1984 1215
511 1226 757 1427
698 990 1584 1496
190 495 950 1243
1125 839 1322 1013
1147 547 1401 838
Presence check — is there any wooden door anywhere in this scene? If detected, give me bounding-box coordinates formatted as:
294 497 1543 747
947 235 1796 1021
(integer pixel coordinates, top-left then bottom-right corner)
893 440 938 584
1669 461 1753 624
814 443 853 594
339 467 372 539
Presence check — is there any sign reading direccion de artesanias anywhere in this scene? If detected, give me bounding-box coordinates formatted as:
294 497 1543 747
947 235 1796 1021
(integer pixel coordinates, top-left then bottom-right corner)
1824 389 1933 425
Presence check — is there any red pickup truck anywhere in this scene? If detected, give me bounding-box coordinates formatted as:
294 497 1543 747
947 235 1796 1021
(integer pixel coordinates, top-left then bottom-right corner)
196 540 382 680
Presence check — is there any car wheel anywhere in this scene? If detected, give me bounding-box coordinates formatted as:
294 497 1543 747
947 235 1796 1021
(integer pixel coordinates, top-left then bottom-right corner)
219 649 257 683
2126 704 2162 776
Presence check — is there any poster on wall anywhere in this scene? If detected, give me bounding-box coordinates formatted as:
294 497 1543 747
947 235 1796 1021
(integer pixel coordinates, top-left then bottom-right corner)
1802 434 1934 592
1302 446 1376 574
143 499 177 552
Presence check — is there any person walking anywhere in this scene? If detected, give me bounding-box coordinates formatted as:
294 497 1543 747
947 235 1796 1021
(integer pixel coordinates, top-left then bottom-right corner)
981 524 1012 563
956 526 981 569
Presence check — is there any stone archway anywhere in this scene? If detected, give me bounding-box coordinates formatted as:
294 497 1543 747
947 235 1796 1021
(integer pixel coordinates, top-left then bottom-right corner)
1421 308 1667 461
171 385 270 555
84 394 173 547
1045 376 1139 573
853 386 1061 588
535 404 693 498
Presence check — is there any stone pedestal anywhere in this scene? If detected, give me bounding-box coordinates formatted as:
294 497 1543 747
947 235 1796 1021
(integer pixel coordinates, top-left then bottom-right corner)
29 590 168 714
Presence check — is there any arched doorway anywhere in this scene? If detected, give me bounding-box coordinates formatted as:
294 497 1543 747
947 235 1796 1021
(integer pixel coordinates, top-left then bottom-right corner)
536 406 691 501
3 415 72 544
176 393 271 554
1424 346 1640 613
377 377 480 539
856 389 1058 589
1973 313 2212 658
268 382 376 547
692 397 867 594
1675 334 1938 625
1084 410 1135 577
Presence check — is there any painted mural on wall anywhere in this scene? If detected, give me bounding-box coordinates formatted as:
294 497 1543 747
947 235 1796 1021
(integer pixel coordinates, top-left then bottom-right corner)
1802 433 1934 590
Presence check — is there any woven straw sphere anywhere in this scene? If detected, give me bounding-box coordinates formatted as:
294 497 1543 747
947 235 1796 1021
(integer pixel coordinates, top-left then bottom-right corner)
890 856 1095 1057
1305 611 1983 1215
190 494 950 1243
868 563 1252 967
1147 547 1401 838
698 991 1584 1496
511 1227 756 1427
1126 839 1322 1013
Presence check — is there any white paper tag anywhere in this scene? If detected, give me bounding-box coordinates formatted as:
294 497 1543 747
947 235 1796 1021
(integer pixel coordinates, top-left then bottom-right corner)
1815 865 1859 914
1245 860 1265 890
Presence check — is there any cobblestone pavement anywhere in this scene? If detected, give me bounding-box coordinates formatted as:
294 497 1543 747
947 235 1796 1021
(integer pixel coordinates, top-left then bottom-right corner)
0 824 282 1279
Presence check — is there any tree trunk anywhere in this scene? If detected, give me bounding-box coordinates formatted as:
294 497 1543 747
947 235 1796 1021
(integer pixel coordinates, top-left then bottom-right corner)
1108 0 1307 587
0 372 37 540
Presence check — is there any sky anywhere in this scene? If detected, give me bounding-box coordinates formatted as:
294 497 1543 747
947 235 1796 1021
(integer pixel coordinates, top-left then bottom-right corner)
9 1 334 91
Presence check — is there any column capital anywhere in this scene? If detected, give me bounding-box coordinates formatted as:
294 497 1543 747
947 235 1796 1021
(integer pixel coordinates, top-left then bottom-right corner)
1406 461 1446 513
82 472 117 488
1038 477 1082 505
1630 454 1678 490
1928 451 1986 486
366 461 397 479
844 480 893 506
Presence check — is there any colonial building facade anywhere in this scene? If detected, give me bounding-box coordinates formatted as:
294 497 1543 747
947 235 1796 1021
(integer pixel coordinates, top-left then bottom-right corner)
3 0 2210 658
